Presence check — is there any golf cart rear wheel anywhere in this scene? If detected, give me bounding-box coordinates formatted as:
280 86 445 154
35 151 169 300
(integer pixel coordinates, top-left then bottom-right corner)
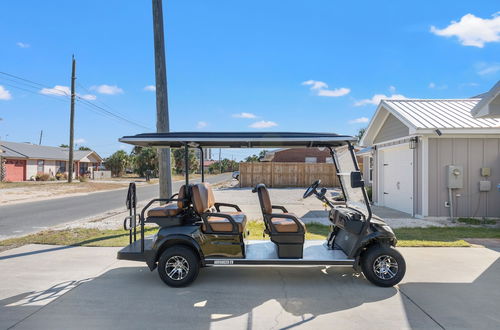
158 246 200 287
361 244 406 287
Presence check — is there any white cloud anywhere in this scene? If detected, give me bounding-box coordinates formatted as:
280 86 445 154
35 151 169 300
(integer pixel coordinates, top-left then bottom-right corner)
354 93 407 106
249 120 278 128
302 80 350 97
16 42 30 48
388 86 396 93
75 138 86 144
428 82 448 90
80 94 97 101
91 84 124 95
144 85 156 92
232 112 257 119
429 82 436 89
477 63 500 75
349 117 369 124
430 13 500 48
317 88 351 97
39 85 96 100
0 85 12 100
40 85 70 96
196 121 208 129
302 80 328 90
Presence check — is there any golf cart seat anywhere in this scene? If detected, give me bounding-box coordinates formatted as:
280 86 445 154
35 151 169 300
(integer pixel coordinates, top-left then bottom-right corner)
147 185 188 217
253 184 305 258
192 182 247 234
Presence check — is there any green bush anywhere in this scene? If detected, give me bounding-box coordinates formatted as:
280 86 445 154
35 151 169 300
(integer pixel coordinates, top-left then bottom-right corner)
79 176 88 182
366 185 373 202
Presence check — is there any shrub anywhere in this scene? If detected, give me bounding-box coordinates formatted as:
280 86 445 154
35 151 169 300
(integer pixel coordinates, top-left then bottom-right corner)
56 172 68 180
79 176 88 182
366 186 373 202
35 173 51 181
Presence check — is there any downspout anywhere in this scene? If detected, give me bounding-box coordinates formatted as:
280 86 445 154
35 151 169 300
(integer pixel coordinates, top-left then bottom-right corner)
448 188 455 222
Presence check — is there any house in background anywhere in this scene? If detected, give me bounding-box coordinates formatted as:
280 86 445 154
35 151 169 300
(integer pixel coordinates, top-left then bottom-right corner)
359 81 500 218
0 141 102 182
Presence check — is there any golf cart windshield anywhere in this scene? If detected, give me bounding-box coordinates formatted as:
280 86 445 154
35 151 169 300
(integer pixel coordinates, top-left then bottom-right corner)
333 147 369 217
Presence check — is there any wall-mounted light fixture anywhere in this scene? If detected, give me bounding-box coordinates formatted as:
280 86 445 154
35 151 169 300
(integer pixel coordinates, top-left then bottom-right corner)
409 136 418 149
435 129 442 136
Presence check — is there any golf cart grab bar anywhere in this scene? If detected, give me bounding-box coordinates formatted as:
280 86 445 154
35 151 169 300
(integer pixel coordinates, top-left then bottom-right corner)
201 212 240 235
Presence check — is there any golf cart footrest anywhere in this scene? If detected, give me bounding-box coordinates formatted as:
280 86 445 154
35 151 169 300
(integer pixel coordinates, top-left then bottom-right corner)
117 238 154 262
276 243 304 259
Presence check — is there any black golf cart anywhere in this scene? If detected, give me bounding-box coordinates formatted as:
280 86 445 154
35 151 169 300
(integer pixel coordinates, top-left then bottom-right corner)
117 132 405 287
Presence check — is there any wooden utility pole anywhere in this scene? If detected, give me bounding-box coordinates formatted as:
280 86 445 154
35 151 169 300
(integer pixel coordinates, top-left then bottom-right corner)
68 56 76 183
152 0 172 199
38 130 43 145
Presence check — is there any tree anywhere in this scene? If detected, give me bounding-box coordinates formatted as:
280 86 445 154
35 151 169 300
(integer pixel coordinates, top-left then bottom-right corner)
105 150 130 177
59 144 69 148
208 158 238 174
132 146 159 177
78 146 91 151
172 148 199 174
244 154 260 162
355 127 367 145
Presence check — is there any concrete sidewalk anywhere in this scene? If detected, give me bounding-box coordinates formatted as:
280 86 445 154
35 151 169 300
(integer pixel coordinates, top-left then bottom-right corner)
1 244 498 329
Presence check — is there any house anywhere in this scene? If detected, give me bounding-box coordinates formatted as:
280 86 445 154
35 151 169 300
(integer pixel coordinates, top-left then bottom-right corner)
262 148 335 163
359 82 500 218
0 141 103 182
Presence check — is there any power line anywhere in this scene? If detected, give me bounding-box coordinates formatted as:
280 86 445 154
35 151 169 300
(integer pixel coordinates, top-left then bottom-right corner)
0 81 70 103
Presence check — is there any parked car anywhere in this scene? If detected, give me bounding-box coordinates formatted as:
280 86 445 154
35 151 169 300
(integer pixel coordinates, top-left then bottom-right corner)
232 171 240 181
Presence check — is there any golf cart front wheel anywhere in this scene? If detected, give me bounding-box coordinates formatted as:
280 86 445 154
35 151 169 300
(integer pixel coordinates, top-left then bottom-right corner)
158 246 200 287
361 244 406 287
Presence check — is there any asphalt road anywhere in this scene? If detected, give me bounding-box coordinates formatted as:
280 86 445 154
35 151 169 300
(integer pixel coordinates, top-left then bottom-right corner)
0 173 232 239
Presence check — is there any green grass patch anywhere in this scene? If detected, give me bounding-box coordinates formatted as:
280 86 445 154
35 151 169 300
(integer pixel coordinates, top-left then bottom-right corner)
457 217 497 225
1 222 499 249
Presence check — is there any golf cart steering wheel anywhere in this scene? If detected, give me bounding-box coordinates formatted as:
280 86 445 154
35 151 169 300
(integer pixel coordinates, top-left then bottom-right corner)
303 180 321 199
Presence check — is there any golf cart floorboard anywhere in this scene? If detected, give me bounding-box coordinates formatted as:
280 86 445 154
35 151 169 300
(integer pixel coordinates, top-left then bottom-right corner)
117 237 154 262
205 240 354 266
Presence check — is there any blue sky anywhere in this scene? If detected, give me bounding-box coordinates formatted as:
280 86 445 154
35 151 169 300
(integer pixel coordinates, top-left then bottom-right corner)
0 1 499 160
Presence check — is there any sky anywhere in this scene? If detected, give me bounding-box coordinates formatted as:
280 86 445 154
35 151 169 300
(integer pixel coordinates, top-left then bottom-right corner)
0 1 499 160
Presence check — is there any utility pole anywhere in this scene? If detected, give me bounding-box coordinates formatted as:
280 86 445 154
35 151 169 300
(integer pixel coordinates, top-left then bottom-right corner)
68 55 76 183
219 148 222 174
38 130 43 145
152 0 172 199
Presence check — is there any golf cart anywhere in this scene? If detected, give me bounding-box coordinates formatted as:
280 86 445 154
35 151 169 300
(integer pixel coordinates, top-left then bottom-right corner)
117 132 406 287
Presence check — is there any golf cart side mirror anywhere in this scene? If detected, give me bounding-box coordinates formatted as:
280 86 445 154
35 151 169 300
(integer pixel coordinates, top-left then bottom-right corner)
350 171 364 188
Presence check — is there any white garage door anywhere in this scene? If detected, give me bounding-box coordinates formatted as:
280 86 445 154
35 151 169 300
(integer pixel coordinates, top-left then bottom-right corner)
381 145 413 214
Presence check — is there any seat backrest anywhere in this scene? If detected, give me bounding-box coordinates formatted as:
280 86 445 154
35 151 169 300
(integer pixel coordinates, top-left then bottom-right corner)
177 185 188 208
254 184 272 215
191 182 215 214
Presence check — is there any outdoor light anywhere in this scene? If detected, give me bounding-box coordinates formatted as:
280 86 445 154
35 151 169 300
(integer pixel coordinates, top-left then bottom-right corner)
435 129 442 136
409 136 418 149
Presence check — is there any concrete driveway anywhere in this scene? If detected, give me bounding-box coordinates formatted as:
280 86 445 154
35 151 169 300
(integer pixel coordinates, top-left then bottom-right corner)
1 245 498 329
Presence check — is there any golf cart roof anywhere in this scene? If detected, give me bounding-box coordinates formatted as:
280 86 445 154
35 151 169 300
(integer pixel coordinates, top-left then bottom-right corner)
119 132 356 148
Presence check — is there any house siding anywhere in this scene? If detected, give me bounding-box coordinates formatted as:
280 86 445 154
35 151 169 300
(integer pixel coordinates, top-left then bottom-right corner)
373 113 409 144
428 137 500 218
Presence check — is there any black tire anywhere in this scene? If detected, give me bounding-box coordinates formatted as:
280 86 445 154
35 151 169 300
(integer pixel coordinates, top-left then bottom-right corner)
360 244 406 287
158 246 200 287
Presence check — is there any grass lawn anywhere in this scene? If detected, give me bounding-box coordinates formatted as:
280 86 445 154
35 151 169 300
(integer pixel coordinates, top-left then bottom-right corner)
1 222 499 249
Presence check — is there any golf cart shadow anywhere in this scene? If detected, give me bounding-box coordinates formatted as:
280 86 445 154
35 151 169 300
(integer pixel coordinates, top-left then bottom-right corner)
1 266 397 329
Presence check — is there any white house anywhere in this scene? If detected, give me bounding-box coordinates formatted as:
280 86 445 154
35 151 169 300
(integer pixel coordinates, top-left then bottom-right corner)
360 81 500 219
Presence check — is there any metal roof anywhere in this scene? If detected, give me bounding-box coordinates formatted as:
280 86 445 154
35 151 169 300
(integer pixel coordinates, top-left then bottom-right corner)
382 99 500 129
119 132 356 148
0 141 101 161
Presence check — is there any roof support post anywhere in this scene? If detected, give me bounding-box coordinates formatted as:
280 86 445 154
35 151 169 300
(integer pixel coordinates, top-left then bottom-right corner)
184 144 189 195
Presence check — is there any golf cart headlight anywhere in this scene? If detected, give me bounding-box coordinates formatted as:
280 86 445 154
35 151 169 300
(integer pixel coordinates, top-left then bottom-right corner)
382 225 394 234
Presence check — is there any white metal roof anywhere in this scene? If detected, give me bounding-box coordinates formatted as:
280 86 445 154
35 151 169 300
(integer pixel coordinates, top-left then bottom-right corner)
383 99 500 129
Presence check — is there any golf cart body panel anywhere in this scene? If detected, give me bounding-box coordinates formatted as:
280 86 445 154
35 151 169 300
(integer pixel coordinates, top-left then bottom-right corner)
116 132 405 287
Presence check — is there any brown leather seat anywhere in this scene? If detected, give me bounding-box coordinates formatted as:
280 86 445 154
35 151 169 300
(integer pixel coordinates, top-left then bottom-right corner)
192 182 247 233
147 185 188 217
255 184 306 233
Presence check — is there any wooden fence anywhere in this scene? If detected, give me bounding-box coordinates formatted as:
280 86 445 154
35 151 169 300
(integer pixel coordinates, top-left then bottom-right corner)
239 162 342 188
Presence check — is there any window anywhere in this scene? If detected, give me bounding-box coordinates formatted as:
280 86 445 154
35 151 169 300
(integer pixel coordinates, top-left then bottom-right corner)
37 160 44 173
56 161 66 173
325 157 334 164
